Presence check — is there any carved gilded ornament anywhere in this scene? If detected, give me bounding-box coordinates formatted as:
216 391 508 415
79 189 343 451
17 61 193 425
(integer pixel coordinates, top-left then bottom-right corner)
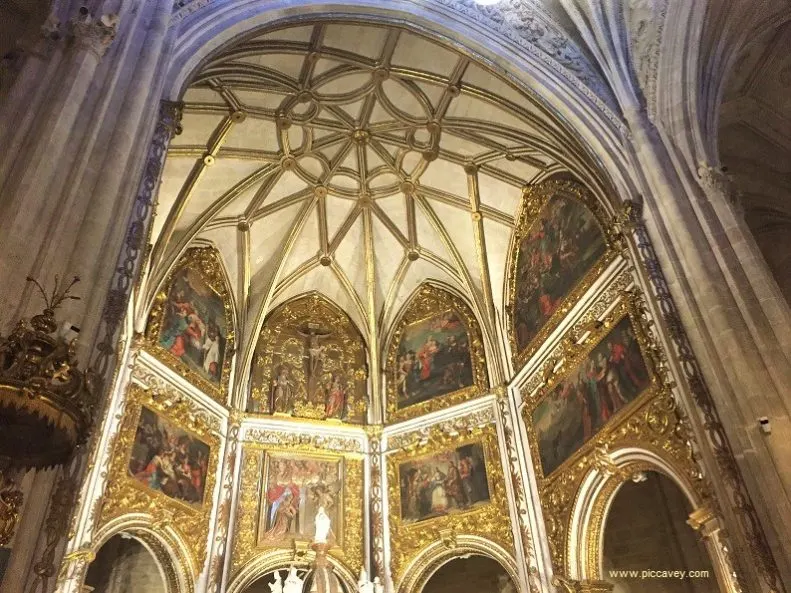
385 284 488 423
386 424 512 585
249 293 368 423
522 292 714 575
145 247 235 405
97 382 221 573
231 442 364 578
506 179 626 371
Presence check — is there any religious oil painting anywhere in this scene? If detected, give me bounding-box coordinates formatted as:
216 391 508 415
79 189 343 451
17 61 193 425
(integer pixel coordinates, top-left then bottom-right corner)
398 443 490 525
258 454 344 547
394 310 474 409
158 266 227 384
127 406 210 505
249 294 368 423
513 193 607 352
531 316 652 477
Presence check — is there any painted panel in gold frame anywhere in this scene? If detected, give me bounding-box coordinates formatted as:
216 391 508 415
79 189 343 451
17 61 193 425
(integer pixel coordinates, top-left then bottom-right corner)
522 297 660 485
386 284 488 423
506 179 621 371
98 382 221 572
386 427 512 583
145 246 235 404
257 452 344 548
231 444 364 577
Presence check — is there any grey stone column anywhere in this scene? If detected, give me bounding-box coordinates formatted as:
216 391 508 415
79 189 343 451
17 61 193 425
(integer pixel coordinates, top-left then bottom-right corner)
0 11 117 321
625 107 791 592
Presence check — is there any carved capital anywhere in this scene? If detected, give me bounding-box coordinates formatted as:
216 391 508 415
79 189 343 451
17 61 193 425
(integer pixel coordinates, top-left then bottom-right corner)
687 505 720 537
696 163 744 217
67 14 118 59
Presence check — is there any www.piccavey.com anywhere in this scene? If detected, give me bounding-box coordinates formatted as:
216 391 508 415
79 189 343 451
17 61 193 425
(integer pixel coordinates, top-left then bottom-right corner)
608 570 711 579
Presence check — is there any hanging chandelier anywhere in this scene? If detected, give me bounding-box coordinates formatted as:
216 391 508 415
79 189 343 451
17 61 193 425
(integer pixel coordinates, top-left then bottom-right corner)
0 277 97 471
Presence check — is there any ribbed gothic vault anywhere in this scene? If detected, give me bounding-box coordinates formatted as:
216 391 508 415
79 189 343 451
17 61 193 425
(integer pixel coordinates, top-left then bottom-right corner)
145 21 597 384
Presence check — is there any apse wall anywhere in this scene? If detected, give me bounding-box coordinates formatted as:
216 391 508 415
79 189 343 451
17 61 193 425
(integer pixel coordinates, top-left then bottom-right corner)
51 17 749 593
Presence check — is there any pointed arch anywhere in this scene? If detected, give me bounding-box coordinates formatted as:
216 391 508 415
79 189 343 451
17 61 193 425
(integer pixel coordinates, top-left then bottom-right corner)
247 291 368 423
144 244 236 404
505 178 621 372
384 282 488 423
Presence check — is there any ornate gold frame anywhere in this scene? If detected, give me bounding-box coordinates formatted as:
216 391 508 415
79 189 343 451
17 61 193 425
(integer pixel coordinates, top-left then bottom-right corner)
522 290 714 575
506 179 623 371
523 297 659 484
386 425 512 584
145 246 235 405
385 283 488 423
97 382 221 573
231 442 365 578
249 291 368 422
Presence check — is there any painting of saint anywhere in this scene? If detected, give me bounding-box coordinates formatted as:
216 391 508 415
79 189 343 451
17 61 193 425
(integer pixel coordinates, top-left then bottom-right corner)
158 267 227 384
398 443 490 524
127 407 210 504
259 455 343 546
531 316 651 477
513 195 607 352
395 310 473 409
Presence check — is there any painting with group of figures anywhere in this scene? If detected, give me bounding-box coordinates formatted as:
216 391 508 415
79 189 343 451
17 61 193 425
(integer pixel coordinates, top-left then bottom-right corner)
128 406 210 505
258 454 343 547
146 247 234 401
249 293 368 423
394 310 474 408
387 284 487 421
398 443 491 524
510 181 609 362
531 315 652 477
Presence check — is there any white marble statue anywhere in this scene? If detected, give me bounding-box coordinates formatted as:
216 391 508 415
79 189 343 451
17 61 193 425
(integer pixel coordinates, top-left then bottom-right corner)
268 570 283 593
283 566 303 593
373 577 384 593
314 505 332 544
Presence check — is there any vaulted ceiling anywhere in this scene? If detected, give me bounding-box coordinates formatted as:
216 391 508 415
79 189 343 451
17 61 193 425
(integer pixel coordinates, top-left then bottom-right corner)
148 21 591 362
718 15 791 301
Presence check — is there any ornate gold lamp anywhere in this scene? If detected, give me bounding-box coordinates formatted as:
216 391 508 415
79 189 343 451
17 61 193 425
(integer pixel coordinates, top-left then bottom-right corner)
0 277 96 546
0 276 96 470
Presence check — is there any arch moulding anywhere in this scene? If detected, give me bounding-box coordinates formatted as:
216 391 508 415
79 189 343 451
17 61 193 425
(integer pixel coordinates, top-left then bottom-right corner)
396 534 519 593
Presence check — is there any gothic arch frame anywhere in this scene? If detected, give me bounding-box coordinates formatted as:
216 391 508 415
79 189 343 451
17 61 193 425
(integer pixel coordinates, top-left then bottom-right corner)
244 289 371 419
565 447 739 592
141 241 238 404
382 280 489 423
225 548 358 593
396 535 518 593
85 515 197 593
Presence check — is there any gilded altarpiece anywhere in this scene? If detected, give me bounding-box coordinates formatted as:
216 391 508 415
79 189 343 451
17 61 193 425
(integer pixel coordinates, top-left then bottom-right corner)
249 293 368 423
97 381 221 573
145 246 235 405
506 179 624 370
386 284 488 423
521 291 712 575
386 421 512 585
231 433 365 577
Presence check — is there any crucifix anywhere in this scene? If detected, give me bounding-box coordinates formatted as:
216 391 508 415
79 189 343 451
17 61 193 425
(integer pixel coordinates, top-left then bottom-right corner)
296 323 332 387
